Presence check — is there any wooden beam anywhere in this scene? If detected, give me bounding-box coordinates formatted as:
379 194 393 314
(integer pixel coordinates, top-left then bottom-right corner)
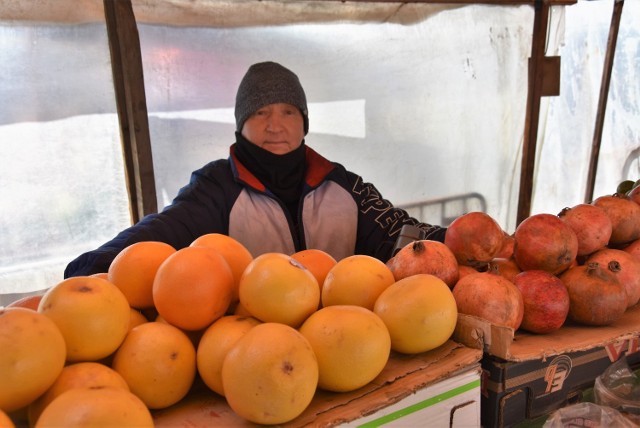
516 0 551 225
585 0 625 203
103 0 157 223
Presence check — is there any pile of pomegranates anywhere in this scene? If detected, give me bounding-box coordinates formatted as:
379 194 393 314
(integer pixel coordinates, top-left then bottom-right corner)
386 185 640 334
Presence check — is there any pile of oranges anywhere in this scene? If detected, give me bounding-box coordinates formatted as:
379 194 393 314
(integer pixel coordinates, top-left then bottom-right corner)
0 234 459 426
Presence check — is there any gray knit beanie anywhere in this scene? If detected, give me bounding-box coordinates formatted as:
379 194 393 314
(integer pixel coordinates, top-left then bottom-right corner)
235 61 309 135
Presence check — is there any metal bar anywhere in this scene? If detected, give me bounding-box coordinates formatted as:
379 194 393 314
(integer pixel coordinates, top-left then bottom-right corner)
584 0 625 202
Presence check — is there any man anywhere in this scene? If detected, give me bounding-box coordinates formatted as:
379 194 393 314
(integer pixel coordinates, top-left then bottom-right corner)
65 61 445 277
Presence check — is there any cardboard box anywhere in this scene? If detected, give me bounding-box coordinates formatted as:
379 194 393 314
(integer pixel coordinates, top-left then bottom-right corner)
453 304 640 427
153 340 482 427
342 368 481 427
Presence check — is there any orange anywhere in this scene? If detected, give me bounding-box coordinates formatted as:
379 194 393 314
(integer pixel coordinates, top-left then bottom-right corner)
5 294 43 311
153 246 234 331
0 409 14 428
238 253 319 327
108 241 176 309
231 300 252 317
374 274 458 354
222 323 318 425
128 307 148 331
322 255 395 310
196 315 262 396
291 249 337 293
299 305 390 392
112 321 196 409
38 276 130 362
190 233 254 302
0 308 66 413
155 313 205 349
34 387 153 428
28 362 129 425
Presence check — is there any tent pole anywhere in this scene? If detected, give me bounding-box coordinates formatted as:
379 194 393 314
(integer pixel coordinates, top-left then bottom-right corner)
517 0 550 225
584 0 625 202
104 0 158 223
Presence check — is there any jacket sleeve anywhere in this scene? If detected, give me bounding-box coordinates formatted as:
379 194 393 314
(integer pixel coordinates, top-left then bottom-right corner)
345 170 447 263
64 162 233 278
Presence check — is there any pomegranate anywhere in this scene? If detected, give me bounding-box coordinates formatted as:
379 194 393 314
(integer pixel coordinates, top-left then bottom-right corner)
457 265 480 281
559 262 627 326
627 185 640 206
592 194 640 246
622 239 640 262
587 248 640 308
444 212 505 269
495 233 515 259
386 240 459 287
513 270 569 334
513 213 578 275
452 272 524 330
557 204 612 256
488 258 522 283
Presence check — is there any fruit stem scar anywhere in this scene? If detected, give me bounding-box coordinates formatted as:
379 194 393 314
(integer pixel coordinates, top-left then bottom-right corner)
281 361 293 374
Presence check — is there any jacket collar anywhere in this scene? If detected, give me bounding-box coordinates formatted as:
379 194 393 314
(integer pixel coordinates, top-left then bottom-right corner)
230 144 335 191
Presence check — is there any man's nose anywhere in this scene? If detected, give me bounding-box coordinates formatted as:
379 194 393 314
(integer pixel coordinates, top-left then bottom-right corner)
266 113 284 130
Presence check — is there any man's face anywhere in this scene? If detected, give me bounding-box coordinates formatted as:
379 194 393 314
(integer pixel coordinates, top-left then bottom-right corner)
241 103 305 155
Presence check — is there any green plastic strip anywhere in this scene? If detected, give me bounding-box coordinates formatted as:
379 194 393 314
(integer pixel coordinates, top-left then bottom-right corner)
356 378 481 427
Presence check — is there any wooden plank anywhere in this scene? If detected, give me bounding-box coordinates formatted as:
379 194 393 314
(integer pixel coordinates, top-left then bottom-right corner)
585 0 625 203
103 0 157 223
516 0 551 225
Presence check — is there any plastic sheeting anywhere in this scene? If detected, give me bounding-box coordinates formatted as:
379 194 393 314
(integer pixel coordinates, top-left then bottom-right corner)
0 0 462 27
140 4 534 233
0 0 638 299
138 0 639 231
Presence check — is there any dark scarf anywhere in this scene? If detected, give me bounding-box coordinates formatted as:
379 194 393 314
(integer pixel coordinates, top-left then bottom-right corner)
234 132 307 218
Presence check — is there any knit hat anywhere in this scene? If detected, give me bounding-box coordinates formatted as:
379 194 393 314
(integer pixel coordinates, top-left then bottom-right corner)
235 61 309 135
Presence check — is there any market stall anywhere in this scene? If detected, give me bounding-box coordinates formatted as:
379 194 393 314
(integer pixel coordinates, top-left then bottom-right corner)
1 1 639 427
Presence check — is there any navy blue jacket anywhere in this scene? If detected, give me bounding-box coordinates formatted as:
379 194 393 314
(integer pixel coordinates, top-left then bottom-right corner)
64 145 445 277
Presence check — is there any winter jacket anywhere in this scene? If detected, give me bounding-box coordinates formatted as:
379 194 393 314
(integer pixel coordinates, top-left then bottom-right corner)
64 145 445 278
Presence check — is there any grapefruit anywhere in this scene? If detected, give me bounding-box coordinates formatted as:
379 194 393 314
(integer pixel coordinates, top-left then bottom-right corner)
322 254 395 310
37 276 130 362
0 409 14 428
190 233 254 302
299 305 390 392
196 315 262 396
28 362 129 425
0 308 66 413
291 248 338 293
6 294 43 311
222 323 318 425
238 253 319 327
34 387 153 428
153 246 234 331
108 241 176 309
374 274 458 354
112 322 197 409
128 308 148 331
